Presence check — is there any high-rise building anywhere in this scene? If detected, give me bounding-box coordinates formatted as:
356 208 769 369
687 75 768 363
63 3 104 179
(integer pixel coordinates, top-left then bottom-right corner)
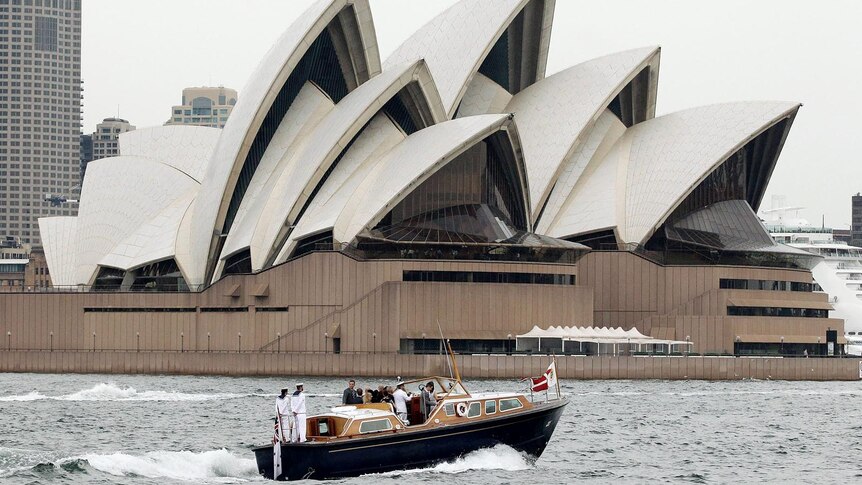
852 193 862 245
90 116 133 157
80 118 134 179
0 0 82 246
165 86 237 128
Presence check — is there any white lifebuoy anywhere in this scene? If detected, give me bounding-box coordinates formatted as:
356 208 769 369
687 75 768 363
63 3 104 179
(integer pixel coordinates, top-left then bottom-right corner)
456 402 469 417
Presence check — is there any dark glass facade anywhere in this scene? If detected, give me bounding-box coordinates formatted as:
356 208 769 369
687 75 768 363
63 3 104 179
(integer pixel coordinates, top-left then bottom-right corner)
403 270 575 285
719 278 815 292
727 306 828 318
400 338 513 355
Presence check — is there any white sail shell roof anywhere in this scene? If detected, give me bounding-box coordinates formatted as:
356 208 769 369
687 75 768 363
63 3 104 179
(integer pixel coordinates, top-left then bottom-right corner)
248 60 445 272
384 0 553 118
505 46 660 222
38 217 78 287
536 110 626 235
621 102 800 244
98 188 197 273
548 102 801 244
218 82 336 263
333 114 513 244
73 157 200 285
190 0 380 285
118 125 220 182
277 113 406 263
456 73 513 118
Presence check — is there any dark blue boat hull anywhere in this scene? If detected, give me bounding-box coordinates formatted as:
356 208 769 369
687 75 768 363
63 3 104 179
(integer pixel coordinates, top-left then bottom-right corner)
253 398 567 481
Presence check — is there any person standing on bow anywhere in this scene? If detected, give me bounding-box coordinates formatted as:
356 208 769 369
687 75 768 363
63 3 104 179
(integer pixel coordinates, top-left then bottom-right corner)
392 382 412 425
275 387 292 443
290 383 307 443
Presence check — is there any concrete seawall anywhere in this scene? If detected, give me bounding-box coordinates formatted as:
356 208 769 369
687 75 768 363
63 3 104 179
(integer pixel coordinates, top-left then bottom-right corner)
1 351 859 381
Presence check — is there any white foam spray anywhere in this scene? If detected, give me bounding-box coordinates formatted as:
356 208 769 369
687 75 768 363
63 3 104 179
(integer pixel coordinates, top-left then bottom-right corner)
382 444 533 476
1 384 344 403
78 449 258 481
0 383 253 402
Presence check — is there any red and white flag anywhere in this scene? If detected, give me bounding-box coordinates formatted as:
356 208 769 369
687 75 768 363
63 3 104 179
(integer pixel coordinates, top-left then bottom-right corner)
530 361 557 392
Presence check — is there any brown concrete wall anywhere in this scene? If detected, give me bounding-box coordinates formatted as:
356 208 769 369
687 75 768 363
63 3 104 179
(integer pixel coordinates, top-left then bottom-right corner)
579 251 841 353
0 351 858 381
0 253 589 354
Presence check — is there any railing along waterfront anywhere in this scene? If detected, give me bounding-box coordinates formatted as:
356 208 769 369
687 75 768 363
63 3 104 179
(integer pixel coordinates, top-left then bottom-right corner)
0 344 855 359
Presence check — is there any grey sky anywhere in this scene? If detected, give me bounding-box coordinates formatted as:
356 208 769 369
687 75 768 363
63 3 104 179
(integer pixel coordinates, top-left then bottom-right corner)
82 0 862 228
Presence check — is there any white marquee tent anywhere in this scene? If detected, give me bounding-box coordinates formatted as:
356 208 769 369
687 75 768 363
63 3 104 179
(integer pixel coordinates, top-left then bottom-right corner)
516 325 694 355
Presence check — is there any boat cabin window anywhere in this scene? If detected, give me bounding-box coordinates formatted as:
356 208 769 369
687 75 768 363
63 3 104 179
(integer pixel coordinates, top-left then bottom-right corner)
485 400 496 415
467 402 481 418
308 417 337 437
444 403 456 416
499 398 523 412
359 419 393 434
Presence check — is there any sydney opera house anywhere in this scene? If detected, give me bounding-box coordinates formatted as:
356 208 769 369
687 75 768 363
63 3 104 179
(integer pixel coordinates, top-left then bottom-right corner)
1 0 846 359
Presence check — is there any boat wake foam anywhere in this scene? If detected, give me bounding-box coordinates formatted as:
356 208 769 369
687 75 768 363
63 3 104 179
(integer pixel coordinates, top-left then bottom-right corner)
1 449 258 482
80 449 258 481
382 444 533 476
0 383 254 402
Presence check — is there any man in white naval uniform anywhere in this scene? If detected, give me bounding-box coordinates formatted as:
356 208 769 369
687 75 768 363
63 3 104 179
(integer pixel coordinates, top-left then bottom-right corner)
273 387 291 480
290 383 307 443
275 387 292 443
392 382 412 425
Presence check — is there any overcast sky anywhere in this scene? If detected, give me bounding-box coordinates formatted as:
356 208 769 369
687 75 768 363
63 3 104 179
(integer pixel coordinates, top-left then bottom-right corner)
81 0 862 228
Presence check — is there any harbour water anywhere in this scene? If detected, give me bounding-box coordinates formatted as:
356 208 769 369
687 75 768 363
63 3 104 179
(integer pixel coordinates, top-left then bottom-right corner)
1 373 860 484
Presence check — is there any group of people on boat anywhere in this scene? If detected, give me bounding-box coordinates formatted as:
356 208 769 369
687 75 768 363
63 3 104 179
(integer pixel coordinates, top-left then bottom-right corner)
274 378 447 447
275 383 307 443
342 379 437 425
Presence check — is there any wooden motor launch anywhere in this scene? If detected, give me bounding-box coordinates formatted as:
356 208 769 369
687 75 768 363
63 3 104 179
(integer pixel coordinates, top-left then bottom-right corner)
253 354 568 481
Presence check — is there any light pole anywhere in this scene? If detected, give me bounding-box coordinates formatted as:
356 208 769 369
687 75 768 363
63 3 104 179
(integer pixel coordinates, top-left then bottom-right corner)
686 335 691 356
238 333 242 353
277 333 281 354
50 331 53 352
324 332 328 354
421 332 427 355
780 336 784 355
207 332 211 353
507 333 513 355
92 331 96 352
136 332 140 352
181 332 184 353
6 331 10 351
372 332 377 354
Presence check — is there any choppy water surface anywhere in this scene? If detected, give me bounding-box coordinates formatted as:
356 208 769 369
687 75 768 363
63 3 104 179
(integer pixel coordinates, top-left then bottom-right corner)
1 373 860 484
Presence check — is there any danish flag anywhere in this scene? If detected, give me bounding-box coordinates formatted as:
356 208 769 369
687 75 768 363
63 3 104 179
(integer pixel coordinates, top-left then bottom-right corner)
530 361 557 392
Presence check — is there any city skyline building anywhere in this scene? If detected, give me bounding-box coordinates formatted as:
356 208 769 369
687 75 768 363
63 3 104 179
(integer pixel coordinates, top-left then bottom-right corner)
79 117 134 178
165 86 237 128
0 0 82 246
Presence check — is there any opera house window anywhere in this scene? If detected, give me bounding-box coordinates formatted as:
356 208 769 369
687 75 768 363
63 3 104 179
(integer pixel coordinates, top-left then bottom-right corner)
727 306 828 318
719 278 815 292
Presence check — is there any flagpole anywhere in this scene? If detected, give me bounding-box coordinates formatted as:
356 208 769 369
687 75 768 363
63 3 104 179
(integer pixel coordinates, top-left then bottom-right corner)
553 354 562 400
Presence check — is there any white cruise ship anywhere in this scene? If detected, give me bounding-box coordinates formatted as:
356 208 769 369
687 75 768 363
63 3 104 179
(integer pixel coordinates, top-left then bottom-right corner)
761 204 862 355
